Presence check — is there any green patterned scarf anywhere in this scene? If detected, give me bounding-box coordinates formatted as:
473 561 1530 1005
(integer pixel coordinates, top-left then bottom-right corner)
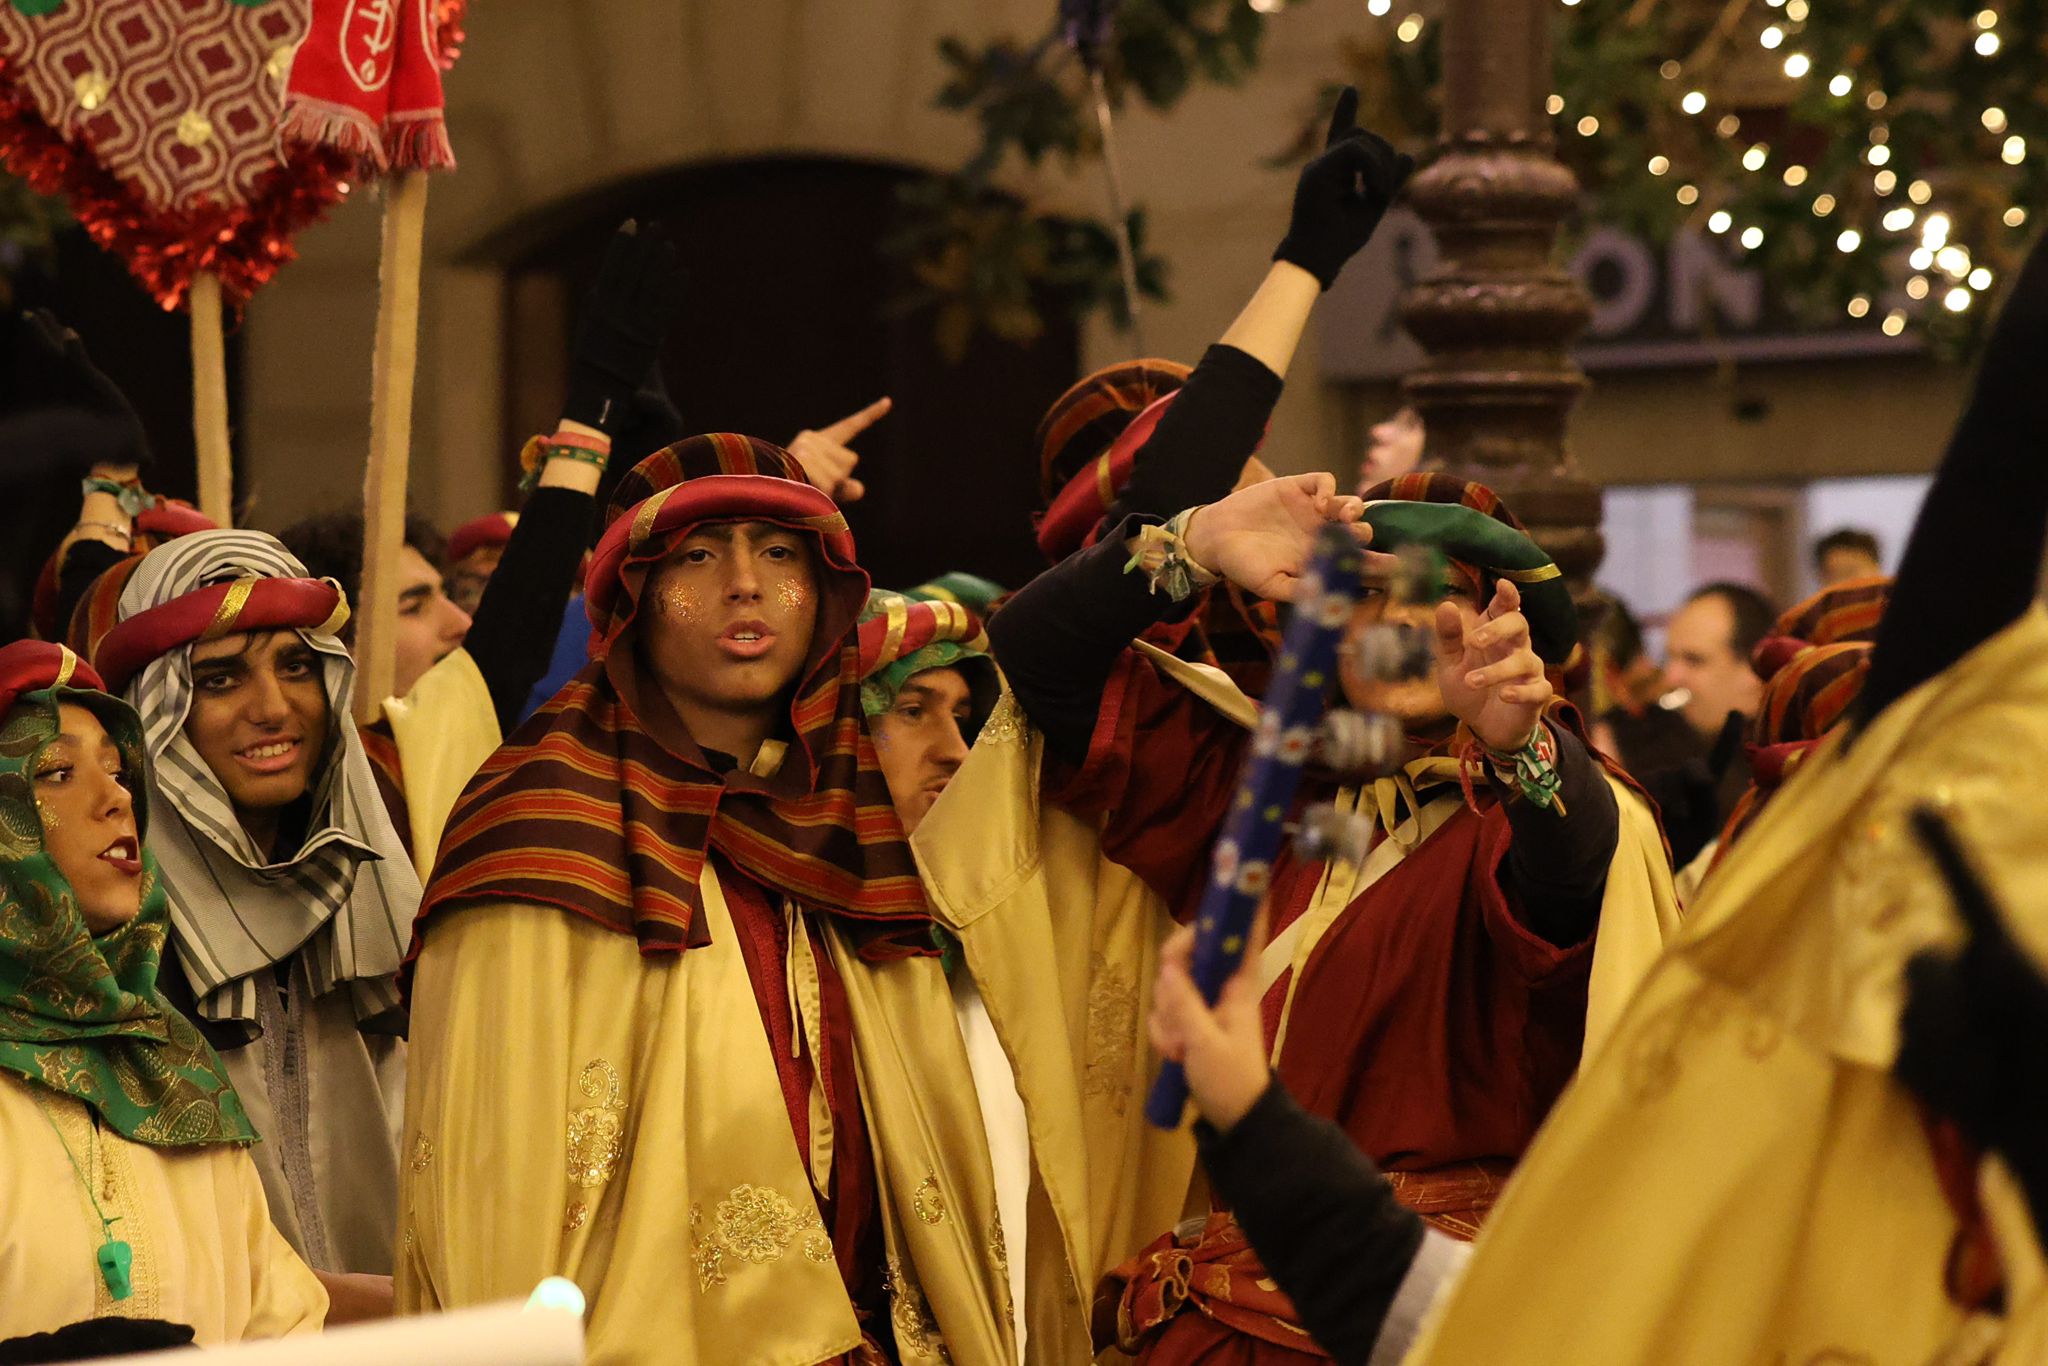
0 688 254 1146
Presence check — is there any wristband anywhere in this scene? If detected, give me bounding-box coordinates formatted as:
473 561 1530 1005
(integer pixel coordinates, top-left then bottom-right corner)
518 431 613 493
73 520 134 544
1479 722 1567 815
1124 508 1221 602
81 476 153 518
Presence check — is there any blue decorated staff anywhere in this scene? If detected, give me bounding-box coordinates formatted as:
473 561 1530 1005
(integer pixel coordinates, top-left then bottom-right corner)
1145 523 1380 1128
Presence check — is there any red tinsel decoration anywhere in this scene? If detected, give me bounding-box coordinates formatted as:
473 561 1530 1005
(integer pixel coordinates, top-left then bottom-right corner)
0 55 353 312
434 0 467 69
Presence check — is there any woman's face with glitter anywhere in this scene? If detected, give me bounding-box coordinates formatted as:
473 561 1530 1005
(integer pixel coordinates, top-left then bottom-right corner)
641 521 820 729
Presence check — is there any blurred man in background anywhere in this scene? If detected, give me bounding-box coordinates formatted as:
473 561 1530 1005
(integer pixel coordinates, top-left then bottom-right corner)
1812 526 1884 586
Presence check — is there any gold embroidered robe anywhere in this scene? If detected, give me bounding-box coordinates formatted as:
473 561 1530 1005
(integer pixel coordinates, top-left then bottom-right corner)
397 866 1012 1366
914 653 1679 1362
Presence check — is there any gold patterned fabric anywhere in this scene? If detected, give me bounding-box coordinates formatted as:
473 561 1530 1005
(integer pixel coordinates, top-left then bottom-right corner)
911 677 1213 1363
1407 607 2048 1365
398 867 1012 1366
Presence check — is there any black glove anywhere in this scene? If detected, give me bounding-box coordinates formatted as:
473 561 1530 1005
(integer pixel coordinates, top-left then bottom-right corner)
1273 87 1415 291
0 310 152 477
561 221 683 435
0 1317 194 1362
1896 806 2048 1237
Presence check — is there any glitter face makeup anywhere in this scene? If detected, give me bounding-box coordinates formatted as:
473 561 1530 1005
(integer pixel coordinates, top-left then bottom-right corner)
639 521 823 748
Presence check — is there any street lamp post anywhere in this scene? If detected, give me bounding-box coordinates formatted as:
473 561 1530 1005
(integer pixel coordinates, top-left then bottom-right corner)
1399 0 1605 590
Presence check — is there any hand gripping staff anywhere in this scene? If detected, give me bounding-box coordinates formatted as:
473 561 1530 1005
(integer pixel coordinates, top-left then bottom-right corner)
1144 523 1374 1129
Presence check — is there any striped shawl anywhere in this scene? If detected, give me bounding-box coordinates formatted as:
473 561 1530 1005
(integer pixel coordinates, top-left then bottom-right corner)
422 434 931 957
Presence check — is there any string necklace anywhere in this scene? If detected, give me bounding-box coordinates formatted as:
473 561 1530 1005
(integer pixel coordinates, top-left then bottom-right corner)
35 1093 134 1301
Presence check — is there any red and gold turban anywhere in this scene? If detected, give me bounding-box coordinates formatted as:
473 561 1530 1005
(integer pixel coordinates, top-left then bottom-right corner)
0 640 103 718
30 499 218 644
857 591 990 717
93 575 350 694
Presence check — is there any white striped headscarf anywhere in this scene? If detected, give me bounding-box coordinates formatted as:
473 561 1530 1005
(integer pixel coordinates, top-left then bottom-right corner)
114 530 420 1033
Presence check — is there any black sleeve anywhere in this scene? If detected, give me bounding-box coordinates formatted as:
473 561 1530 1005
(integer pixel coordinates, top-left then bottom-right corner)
1198 1083 1427 1366
986 516 1186 766
51 538 128 643
461 487 595 735
1858 233 2048 727
1110 344 1284 525
1496 721 1620 949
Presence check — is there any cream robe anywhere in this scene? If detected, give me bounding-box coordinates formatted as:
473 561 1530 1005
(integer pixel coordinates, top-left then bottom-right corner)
379 648 503 880
220 953 404 1276
398 868 1011 1366
0 1078 326 1341
1405 607 2048 1365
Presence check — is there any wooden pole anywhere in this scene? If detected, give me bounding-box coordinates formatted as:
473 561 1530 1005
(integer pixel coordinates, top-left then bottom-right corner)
1397 0 1605 591
354 169 431 725
189 271 234 526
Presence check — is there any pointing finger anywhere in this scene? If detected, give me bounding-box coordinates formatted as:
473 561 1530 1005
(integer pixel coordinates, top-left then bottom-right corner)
818 396 893 444
1325 86 1359 148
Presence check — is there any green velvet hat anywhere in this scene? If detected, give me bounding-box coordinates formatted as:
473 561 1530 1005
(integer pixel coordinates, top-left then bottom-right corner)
903 572 1006 615
1359 487 1577 666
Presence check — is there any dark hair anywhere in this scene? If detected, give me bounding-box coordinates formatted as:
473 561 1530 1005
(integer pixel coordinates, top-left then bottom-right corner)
1585 589 1646 670
1686 581 1778 661
1812 526 1882 569
275 511 446 643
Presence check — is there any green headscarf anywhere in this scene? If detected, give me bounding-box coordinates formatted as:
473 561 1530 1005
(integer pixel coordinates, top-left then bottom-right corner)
0 687 254 1146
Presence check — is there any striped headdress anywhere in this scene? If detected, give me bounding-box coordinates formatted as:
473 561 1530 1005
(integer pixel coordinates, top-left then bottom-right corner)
1032 359 1189 547
107 531 419 1035
31 498 217 644
1715 640 1873 859
857 590 991 717
422 434 931 957
1772 574 1892 648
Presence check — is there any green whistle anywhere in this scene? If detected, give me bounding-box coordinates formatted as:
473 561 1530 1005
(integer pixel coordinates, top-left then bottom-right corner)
97 1238 133 1301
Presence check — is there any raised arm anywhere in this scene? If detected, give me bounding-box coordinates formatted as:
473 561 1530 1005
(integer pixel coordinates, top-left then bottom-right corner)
991 472 1374 763
463 223 681 731
1112 88 1412 525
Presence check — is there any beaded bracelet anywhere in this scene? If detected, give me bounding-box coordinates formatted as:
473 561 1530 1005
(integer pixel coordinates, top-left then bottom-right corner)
1480 722 1567 815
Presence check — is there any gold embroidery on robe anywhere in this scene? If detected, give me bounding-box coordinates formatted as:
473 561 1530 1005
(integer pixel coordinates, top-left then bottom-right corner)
409 1135 434 1172
1083 952 1139 1115
563 1202 588 1233
887 1255 953 1364
913 1172 948 1226
688 1185 833 1292
989 1212 1014 1320
977 694 1027 745
565 1059 625 1187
